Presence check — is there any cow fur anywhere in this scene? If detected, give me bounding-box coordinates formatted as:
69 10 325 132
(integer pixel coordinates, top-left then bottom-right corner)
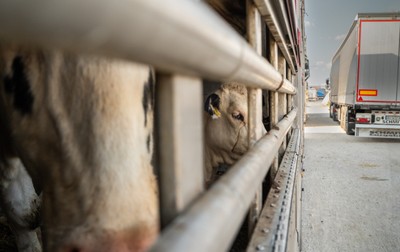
0 45 158 251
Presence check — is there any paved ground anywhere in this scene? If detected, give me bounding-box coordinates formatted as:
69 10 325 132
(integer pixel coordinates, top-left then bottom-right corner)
301 101 400 252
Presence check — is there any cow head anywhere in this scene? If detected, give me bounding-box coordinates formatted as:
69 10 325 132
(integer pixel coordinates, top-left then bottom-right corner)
0 47 159 252
203 83 249 183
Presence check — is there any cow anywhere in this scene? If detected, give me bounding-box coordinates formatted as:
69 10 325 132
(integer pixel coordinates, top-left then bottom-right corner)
0 45 159 252
203 83 266 186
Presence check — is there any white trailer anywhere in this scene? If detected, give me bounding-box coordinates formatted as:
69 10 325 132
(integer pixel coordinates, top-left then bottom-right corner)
330 13 400 138
308 88 317 101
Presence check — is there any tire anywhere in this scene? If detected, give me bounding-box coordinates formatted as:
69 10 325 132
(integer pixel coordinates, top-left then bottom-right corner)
332 105 338 122
345 109 355 135
329 104 333 118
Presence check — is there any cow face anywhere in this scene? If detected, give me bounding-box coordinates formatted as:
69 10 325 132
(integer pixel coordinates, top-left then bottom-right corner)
203 83 249 182
0 47 159 252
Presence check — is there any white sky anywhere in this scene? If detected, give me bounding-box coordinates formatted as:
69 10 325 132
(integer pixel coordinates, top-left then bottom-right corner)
305 0 400 87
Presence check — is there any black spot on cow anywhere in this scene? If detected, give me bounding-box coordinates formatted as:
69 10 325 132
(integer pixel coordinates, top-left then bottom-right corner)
142 70 154 126
3 74 14 94
3 56 34 115
146 134 151 152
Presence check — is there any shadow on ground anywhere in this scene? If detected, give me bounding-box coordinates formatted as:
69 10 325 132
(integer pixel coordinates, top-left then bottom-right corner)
305 113 338 128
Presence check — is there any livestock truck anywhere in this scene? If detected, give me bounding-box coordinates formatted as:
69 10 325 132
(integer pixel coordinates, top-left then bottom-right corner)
330 13 400 138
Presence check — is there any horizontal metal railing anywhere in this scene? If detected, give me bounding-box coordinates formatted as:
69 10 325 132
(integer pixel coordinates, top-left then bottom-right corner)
0 0 296 94
150 108 298 252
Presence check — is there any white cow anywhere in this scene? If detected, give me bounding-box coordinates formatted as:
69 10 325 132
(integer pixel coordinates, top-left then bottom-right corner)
203 83 266 186
0 45 159 252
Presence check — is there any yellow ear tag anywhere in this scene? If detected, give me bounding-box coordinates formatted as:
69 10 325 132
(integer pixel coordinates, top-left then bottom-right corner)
211 105 221 119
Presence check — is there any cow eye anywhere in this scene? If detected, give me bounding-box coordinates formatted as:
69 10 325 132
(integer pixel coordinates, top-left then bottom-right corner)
232 112 244 121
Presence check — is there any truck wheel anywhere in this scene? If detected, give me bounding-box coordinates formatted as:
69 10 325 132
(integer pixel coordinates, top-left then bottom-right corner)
332 105 338 122
345 109 355 135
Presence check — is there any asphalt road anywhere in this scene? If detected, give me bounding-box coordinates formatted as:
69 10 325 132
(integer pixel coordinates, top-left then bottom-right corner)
301 101 400 252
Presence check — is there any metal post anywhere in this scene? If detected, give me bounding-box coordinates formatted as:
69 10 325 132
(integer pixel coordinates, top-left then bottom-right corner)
246 0 263 236
287 72 294 140
157 74 204 227
269 35 279 179
278 56 287 160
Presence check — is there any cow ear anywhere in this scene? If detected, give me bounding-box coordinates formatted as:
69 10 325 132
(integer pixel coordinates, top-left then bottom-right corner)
204 93 221 119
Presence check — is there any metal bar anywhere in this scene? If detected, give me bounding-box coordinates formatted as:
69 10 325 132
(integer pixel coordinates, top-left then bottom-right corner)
246 0 264 236
272 130 299 252
0 0 296 94
277 0 298 65
287 72 294 141
149 108 298 252
278 102 287 154
157 74 204 227
278 56 288 156
246 129 300 252
287 93 293 141
278 56 288 121
269 36 279 179
286 163 302 252
254 0 296 73
247 87 263 235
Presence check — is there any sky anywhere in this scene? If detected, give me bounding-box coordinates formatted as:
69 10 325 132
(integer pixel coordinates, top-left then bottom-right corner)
305 0 400 87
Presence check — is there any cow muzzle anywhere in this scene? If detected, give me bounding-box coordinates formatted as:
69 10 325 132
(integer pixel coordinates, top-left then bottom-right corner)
231 122 247 155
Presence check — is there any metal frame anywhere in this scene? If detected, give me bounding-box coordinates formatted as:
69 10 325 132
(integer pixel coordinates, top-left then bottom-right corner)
247 129 300 252
0 0 306 251
150 109 298 252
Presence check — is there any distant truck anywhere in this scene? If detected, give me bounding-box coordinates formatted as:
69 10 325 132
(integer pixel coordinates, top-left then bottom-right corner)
316 88 326 99
308 88 317 101
329 13 400 138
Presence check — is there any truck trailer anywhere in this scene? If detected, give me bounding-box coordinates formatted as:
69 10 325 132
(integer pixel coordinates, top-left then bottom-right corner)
330 13 400 138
